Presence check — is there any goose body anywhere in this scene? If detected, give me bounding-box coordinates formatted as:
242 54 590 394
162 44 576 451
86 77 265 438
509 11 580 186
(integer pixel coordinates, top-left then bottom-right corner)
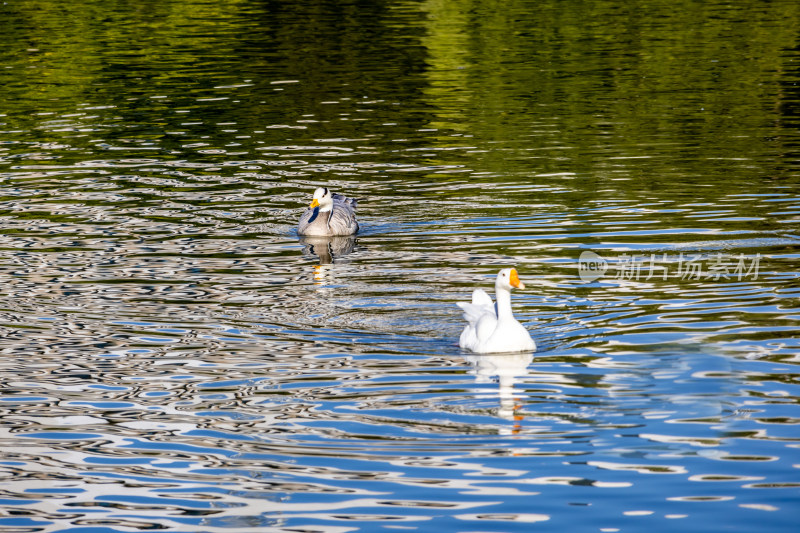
457 268 536 354
297 187 359 236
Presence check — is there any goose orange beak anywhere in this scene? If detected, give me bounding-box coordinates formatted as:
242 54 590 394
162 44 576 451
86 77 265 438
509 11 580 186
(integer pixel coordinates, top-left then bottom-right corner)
509 268 525 289
309 199 320 208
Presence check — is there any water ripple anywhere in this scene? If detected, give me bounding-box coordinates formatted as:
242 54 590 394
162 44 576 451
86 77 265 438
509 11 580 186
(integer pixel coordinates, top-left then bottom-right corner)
1 0 800 531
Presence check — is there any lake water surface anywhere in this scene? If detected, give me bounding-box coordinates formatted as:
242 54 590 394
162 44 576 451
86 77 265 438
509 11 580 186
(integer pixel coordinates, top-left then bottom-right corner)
1 1 799 531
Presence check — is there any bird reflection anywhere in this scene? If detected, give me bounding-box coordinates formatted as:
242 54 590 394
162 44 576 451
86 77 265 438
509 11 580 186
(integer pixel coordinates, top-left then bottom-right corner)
463 352 533 432
299 235 357 265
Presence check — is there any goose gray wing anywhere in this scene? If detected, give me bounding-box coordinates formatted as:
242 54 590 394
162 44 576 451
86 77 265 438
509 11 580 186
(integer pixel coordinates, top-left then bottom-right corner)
332 193 357 210
327 196 359 235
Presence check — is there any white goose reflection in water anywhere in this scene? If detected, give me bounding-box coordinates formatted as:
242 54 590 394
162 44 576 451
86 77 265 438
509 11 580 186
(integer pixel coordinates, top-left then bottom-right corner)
463 352 533 431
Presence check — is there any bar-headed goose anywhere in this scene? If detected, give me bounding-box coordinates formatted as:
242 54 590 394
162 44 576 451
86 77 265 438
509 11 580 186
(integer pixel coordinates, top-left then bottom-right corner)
297 187 359 236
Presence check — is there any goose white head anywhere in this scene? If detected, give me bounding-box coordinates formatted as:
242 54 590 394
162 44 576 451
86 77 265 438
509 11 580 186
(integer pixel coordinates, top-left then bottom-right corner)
496 267 525 291
308 187 334 212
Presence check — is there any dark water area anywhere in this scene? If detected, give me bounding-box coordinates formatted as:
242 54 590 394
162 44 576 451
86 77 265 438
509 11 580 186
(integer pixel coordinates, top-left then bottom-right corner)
1 1 799 531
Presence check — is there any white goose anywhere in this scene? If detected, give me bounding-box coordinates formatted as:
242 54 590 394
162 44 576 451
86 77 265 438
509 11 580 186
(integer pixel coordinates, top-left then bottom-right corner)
297 187 359 236
457 268 536 354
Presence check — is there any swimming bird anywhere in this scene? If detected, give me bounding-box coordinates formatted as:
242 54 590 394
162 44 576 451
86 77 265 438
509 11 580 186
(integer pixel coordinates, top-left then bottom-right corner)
297 187 359 236
457 268 536 354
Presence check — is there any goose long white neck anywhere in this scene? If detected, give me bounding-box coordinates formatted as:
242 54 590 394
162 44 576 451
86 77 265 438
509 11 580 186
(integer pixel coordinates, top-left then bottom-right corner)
494 285 514 320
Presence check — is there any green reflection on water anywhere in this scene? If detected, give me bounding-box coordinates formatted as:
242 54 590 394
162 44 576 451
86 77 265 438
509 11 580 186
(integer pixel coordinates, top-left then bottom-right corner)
1 0 799 231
